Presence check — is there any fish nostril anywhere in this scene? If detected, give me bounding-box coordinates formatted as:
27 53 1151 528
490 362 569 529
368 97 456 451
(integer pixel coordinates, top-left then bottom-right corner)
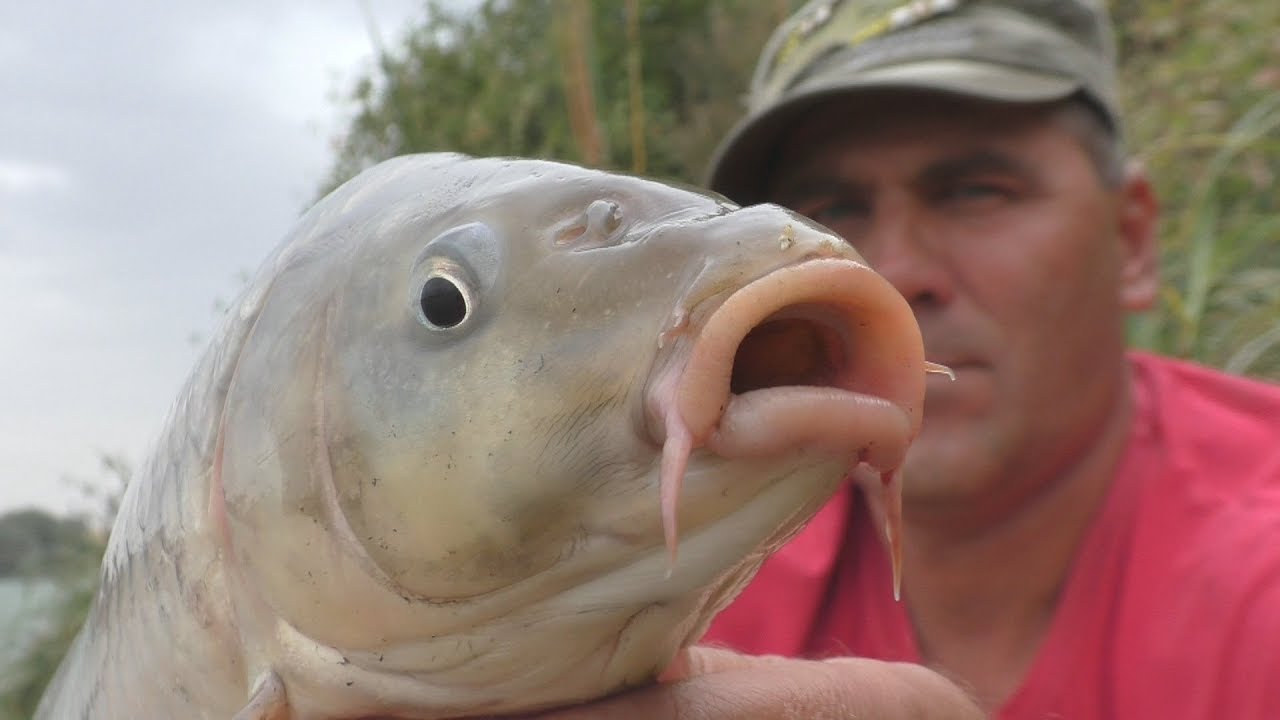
554 199 624 248
729 310 849 395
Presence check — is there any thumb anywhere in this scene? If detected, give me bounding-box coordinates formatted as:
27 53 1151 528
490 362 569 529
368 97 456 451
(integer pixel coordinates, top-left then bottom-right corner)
658 645 790 682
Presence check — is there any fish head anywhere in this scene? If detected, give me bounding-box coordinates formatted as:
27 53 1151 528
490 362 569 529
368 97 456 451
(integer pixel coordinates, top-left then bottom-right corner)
212 154 924 718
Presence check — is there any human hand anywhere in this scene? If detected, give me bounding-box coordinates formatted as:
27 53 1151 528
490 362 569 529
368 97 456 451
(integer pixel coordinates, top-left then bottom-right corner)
508 646 984 719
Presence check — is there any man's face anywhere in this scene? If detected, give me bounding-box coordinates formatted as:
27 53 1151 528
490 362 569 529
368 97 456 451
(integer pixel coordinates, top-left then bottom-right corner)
766 93 1158 516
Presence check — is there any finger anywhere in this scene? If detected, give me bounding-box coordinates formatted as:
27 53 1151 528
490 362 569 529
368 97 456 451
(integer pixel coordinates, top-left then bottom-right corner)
522 655 984 720
658 645 790 682
824 659 987 719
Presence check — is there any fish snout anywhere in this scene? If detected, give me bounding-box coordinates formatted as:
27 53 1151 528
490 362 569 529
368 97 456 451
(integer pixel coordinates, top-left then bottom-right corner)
648 254 925 557
679 257 924 464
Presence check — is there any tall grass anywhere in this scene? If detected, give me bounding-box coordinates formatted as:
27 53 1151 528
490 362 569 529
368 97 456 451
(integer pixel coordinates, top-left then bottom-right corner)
1117 0 1280 379
1130 94 1280 377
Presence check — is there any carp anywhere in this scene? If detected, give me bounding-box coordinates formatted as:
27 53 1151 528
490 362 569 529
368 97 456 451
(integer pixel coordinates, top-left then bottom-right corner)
35 153 927 719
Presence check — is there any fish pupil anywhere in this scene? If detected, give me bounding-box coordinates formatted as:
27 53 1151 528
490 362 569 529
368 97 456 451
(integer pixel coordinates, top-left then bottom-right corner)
421 275 468 328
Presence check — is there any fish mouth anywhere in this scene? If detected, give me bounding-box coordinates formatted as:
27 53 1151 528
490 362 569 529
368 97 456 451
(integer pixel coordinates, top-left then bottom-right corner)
649 256 925 570
709 303 913 469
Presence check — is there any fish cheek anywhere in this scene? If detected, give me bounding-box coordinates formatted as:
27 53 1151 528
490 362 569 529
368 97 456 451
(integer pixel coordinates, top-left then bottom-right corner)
319 387 579 600
321 353 652 599
324 435 516 596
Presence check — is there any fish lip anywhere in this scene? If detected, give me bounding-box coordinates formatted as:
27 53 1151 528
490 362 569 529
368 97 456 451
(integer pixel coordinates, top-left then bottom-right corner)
641 255 924 561
649 256 926 469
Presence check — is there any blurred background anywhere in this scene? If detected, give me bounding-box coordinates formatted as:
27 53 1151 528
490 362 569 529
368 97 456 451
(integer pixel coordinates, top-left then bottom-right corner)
1 1 1277 715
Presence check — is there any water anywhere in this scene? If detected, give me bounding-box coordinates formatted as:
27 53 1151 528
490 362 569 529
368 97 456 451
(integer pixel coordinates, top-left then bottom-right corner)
0 578 58 680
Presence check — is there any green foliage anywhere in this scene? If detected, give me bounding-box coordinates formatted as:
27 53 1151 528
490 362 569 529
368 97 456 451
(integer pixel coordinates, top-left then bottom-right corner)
0 562 98 720
0 457 124 720
0 509 96 577
324 0 800 191
1115 0 1280 379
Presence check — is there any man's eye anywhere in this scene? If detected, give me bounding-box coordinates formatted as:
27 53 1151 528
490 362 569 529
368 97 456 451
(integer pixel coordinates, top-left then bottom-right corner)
944 182 1013 203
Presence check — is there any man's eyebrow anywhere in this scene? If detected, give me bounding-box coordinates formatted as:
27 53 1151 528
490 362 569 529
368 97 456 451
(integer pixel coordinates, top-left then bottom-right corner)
917 150 1034 186
768 176 867 206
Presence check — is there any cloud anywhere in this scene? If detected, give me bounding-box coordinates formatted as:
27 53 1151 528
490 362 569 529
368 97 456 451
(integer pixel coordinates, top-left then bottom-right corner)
0 160 72 193
0 0 431 515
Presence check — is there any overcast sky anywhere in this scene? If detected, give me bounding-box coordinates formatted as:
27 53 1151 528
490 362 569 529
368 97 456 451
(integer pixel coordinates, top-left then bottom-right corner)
0 1 461 517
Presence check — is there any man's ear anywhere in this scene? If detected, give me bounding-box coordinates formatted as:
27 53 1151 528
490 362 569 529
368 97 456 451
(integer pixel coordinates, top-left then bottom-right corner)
1117 160 1160 311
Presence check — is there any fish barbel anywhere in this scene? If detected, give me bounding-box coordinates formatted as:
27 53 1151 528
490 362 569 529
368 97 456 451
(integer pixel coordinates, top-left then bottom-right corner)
35 154 927 719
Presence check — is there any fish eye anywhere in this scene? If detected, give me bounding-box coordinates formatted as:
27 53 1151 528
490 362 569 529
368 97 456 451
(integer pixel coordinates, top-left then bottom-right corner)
416 270 472 330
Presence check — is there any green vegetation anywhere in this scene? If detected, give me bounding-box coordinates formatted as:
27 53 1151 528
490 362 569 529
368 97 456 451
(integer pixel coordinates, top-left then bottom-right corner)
1 458 123 720
0 510 97 578
0 571 97 719
5 2 1276 717
325 0 795 190
1114 0 1280 377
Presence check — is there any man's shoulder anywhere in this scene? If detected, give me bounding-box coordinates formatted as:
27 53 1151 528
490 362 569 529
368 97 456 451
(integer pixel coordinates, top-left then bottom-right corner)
1131 350 1280 413
1129 350 1280 478
1119 354 1280 675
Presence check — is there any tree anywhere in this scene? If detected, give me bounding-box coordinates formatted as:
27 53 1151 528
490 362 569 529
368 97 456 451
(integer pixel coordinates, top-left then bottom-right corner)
325 0 799 190
0 509 96 577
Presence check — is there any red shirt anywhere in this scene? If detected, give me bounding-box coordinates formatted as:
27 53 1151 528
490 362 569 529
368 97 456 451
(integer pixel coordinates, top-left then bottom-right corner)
701 352 1280 718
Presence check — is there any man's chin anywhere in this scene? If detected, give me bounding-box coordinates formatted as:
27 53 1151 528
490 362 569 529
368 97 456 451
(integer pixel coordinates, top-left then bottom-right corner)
899 432 996 504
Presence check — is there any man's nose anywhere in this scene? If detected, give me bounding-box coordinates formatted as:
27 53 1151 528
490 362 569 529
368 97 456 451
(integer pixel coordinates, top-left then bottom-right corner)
859 213 954 312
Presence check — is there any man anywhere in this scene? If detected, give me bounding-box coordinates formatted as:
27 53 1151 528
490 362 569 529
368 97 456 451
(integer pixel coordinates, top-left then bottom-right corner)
529 1 1280 717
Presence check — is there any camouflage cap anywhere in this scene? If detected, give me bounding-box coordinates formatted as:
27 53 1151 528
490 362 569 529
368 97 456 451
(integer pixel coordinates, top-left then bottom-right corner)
705 0 1121 204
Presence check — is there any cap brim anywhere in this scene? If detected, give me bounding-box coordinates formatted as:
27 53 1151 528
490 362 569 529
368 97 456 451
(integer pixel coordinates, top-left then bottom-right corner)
705 59 1081 205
